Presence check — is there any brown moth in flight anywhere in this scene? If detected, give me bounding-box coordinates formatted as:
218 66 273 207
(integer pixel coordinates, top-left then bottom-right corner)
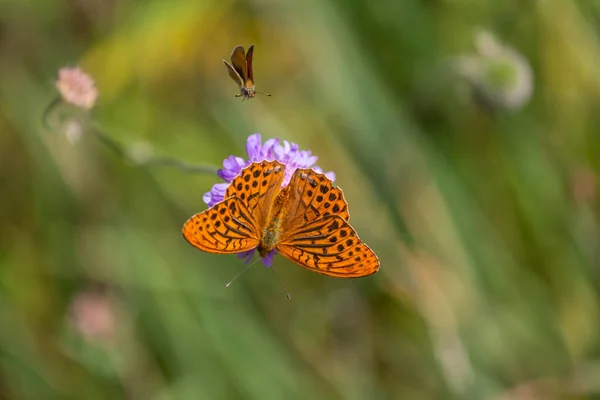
223 44 271 100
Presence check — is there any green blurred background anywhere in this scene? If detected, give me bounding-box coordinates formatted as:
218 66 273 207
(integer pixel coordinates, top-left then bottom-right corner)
2 0 600 399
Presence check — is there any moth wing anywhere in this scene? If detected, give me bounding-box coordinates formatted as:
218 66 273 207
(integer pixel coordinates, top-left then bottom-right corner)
245 44 255 83
223 60 243 87
230 45 248 82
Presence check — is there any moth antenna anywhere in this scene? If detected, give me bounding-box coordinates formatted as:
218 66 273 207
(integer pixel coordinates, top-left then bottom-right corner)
271 266 291 300
225 257 260 288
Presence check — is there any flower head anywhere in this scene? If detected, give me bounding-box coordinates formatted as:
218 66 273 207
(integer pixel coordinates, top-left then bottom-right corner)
204 133 335 267
70 286 116 343
204 133 335 206
56 66 98 110
454 30 533 110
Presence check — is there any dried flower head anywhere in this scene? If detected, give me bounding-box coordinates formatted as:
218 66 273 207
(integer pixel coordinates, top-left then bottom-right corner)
55 66 98 110
203 133 336 267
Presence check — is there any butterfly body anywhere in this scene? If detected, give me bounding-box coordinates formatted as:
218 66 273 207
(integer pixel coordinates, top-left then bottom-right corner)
223 44 269 100
257 186 291 256
240 81 256 99
183 161 379 277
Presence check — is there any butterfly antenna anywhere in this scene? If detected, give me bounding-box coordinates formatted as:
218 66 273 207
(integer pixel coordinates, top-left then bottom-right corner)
225 257 260 288
257 92 272 97
271 266 291 300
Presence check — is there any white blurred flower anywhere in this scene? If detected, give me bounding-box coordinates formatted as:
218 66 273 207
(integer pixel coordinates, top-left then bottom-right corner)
455 30 533 110
64 119 83 144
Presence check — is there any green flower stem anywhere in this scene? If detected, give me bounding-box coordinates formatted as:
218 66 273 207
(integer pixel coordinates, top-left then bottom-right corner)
88 126 218 175
42 100 218 176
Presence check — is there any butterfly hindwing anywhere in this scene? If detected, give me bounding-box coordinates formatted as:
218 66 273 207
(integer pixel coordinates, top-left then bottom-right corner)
277 215 380 277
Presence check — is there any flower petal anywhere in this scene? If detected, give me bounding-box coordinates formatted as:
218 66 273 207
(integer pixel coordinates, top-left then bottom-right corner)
203 182 229 207
261 138 279 160
222 155 245 171
246 133 262 161
261 250 277 267
218 156 246 181
237 249 256 264
202 191 212 205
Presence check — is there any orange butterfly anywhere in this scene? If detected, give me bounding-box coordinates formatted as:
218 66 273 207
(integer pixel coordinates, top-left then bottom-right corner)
182 160 379 278
223 44 271 100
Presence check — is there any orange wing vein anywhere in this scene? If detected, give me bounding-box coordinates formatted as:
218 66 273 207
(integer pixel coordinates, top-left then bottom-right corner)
182 197 260 254
224 160 285 229
277 215 379 277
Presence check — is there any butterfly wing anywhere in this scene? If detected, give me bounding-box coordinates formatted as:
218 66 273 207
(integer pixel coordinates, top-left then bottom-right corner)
182 197 261 254
277 168 379 277
230 45 248 83
245 44 255 85
224 160 285 229
223 60 243 88
283 167 350 233
277 215 380 277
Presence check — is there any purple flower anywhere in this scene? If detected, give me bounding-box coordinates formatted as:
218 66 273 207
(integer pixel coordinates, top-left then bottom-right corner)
204 133 335 206
204 133 335 267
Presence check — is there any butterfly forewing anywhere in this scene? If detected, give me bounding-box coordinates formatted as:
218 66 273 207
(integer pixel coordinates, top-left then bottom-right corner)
277 215 379 277
230 45 248 83
224 160 285 228
245 44 255 84
284 168 349 234
183 197 260 254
